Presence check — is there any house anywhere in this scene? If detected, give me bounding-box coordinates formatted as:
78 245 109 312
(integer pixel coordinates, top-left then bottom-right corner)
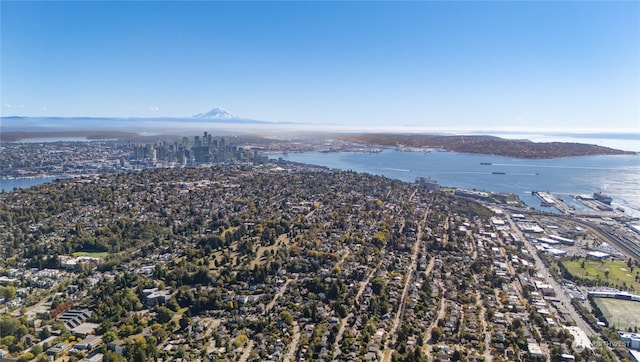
586 251 610 260
619 332 640 350
108 339 127 355
142 288 171 306
86 353 104 362
75 335 103 350
56 309 92 329
528 342 544 359
71 322 100 338
46 343 72 358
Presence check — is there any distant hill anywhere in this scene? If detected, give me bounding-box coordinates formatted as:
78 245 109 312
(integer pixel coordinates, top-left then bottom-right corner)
1 113 635 159
0 112 272 135
0 130 139 142
339 133 635 158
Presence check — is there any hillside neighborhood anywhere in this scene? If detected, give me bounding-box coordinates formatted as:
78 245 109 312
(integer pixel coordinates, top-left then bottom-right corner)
1 144 640 362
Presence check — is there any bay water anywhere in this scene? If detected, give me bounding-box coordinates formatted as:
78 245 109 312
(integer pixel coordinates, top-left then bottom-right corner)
270 150 640 216
0 176 60 193
2 149 638 217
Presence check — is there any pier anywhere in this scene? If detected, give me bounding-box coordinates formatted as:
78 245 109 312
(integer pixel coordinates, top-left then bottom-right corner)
530 192 631 220
574 194 615 212
533 192 575 214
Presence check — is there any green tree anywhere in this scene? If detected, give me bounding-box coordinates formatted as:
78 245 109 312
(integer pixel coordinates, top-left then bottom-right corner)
179 314 191 331
452 350 463 361
103 351 127 362
0 285 17 300
371 277 386 296
431 326 442 342
30 344 43 356
155 305 174 324
132 336 147 362
280 311 294 326
0 316 21 338
18 352 34 362
103 330 117 344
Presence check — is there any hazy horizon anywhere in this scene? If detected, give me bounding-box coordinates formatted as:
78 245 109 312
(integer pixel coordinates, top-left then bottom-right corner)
2 114 639 152
2 1 639 134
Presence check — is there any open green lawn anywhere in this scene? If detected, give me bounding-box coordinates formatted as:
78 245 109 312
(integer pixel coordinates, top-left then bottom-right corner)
250 234 291 268
209 230 292 271
562 259 640 293
72 251 110 258
594 297 640 331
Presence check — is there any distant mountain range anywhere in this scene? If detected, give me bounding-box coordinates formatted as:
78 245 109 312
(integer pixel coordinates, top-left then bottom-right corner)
1 108 638 155
0 107 275 134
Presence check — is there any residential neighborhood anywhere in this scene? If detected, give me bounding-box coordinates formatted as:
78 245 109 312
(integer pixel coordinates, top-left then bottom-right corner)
1 142 639 362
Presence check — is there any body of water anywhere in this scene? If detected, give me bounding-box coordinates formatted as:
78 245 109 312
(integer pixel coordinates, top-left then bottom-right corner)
0 176 60 192
16 137 115 143
3 149 639 217
270 150 640 216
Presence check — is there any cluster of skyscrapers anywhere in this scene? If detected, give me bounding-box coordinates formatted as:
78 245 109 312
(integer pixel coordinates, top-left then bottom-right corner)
130 132 265 165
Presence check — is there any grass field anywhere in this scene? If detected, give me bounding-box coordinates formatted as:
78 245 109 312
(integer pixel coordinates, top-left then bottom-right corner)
594 297 640 331
72 251 110 258
250 234 291 268
208 230 292 271
562 259 640 293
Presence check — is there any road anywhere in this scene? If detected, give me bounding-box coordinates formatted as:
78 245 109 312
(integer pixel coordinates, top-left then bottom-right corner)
503 206 640 261
19 294 53 319
382 204 431 362
421 283 446 357
332 268 377 361
238 340 255 362
264 274 297 315
507 216 597 337
478 296 493 362
283 321 300 362
238 274 298 361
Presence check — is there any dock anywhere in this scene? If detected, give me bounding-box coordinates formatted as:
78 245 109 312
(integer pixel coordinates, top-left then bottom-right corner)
574 195 614 212
533 192 575 214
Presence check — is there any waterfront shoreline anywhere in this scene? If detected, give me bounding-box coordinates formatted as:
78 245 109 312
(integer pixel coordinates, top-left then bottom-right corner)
269 149 640 217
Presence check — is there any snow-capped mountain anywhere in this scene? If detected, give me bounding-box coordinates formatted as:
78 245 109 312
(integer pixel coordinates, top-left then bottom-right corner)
192 108 238 119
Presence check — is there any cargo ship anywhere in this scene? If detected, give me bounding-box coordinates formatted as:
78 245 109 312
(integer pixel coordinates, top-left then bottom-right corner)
593 192 613 205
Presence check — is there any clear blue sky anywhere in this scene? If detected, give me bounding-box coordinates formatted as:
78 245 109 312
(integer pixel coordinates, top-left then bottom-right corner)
1 1 639 132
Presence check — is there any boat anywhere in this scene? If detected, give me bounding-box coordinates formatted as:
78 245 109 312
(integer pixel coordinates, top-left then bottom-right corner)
492 172 506 175
480 162 492 165
593 191 613 205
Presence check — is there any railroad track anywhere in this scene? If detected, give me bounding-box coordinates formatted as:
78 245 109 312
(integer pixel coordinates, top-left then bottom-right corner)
503 206 640 261
596 226 640 261
546 214 640 261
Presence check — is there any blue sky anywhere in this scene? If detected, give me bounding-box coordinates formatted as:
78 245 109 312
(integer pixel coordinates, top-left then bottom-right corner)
1 1 639 132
